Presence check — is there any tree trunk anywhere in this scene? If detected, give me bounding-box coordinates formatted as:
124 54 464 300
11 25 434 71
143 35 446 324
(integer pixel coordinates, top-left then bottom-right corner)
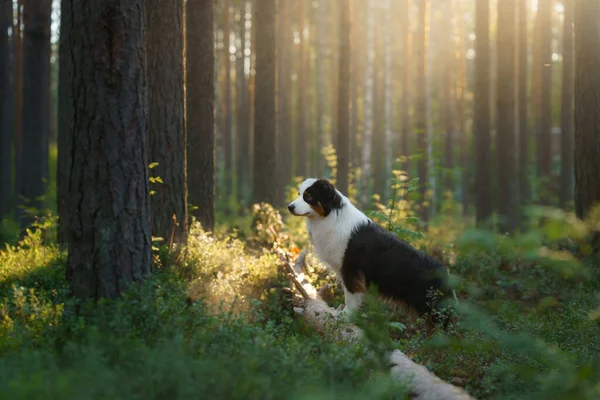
277 0 291 203
66 0 152 301
415 0 429 221
443 3 455 192
573 0 600 224
147 0 187 243
20 0 51 228
399 0 411 174
296 0 307 178
360 0 374 206
336 0 350 195
316 0 327 176
455 0 468 212
383 0 392 200
13 0 23 220
236 0 250 206
0 0 11 220
474 0 493 225
187 0 216 231
223 0 233 198
252 0 277 205
57 0 73 244
372 3 385 200
496 0 517 233
537 0 552 199
517 0 529 222
559 0 574 209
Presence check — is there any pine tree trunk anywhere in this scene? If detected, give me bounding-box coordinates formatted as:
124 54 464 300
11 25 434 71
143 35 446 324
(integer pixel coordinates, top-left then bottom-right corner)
336 0 350 195
415 0 429 221
147 0 187 243
360 0 374 206
443 3 455 192
277 0 291 203
496 0 517 233
66 0 152 301
57 0 73 244
383 0 392 200
517 0 529 221
455 0 468 211
0 0 11 220
236 0 250 205
187 0 216 231
573 0 600 225
13 0 23 220
296 0 307 178
559 0 574 209
474 0 493 224
537 0 552 199
223 0 233 198
399 0 411 174
372 3 385 200
252 0 277 204
20 0 51 228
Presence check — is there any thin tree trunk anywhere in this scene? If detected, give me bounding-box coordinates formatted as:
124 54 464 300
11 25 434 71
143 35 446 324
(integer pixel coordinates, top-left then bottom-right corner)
455 0 468 211
360 0 374 206
399 0 411 174
443 3 455 192
223 0 233 198
187 0 216 231
147 0 187 243
13 0 23 220
573 0 600 226
415 0 429 221
0 0 11 220
559 0 574 209
66 0 152 301
296 0 307 178
537 0 552 199
277 0 291 202
474 0 493 225
252 0 277 204
496 0 517 233
236 0 250 206
517 0 529 222
316 0 326 175
372 2 385 200
383 0 392 200
336 0 350 195
20 0 51 228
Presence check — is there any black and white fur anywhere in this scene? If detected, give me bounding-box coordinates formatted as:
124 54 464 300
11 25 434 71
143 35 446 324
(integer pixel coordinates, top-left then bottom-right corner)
288 178 456 328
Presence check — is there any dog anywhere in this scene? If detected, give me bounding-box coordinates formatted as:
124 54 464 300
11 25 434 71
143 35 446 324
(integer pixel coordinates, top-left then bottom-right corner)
287 178 456 330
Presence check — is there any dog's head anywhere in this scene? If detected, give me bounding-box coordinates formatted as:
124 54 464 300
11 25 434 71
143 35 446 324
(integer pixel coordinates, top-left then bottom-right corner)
287 178 343 218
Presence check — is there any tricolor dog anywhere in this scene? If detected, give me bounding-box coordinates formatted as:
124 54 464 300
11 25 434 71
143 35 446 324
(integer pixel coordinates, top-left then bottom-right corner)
288 178 456 329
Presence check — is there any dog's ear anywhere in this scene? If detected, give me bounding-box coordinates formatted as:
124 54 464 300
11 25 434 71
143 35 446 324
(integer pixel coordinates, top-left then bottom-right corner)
316 179 341 208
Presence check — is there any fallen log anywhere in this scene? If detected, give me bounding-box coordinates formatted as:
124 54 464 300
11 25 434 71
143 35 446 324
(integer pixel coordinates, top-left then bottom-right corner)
280 249 474 400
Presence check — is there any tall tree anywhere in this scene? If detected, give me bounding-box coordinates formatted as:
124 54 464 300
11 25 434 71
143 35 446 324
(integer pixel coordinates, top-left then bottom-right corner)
20 0 51 228
415 0 429 221
443 3 455 192
13 0 22 219
296 0 308 177
187 0 216 231
496 0 517 233
147 0 187 243
537 0 552 198
57 0 72 244
474 0 492 224
517 0 529 218
559 0 574 209
360 0 374 206
399 0 411 173
277 0 291 202
222 0 233 198
0 0 11 220
454 0 468 210
236 0 250 205
372 1 387 200
252 0 277 204
573 0 600 230
66 0 152 300
336 0 350 195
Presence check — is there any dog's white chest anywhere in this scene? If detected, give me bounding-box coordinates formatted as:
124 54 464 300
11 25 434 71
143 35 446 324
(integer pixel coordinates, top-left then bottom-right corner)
306 218 354 274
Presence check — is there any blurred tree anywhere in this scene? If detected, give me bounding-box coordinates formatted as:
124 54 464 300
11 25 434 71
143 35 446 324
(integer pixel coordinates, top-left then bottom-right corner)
573 0 600 234
296 0 308 178
223 0 233 199
187 0 216 231
372 1 386 200
252 0 277 204
66 0 152 300
0 0 11 221
360 0 374 206
236 0 251 205
336 0 350 195
415 0 429 221
399 0 411 174
496 0 517 233
277 0 291 203
537 0 552 199
20 0 51 229
147 0 187 243
517 0 529 221
454 0 468 211
13 0 22 220
559 0 574 209
474 0 492 225
443 1 455 192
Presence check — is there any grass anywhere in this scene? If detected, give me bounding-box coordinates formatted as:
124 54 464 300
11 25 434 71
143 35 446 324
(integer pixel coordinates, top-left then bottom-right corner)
1 182 599 399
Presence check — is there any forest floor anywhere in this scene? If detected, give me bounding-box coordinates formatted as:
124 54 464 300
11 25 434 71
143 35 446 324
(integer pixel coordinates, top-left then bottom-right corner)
1 201 600 399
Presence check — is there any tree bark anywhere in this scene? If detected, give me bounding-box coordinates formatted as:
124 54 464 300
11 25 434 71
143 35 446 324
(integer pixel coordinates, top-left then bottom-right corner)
360 0 374 206
399 0 411 174
13 0 23 220
559 0 574 209
277 0 291 203
573 0 600 223
517 0 529 222
496 0 517 233
474 0 493 225
222 0 233 199
443 3 455 192
20 0 52 228
0 0 11 220
252 0 277 205
187 0 216 231
236 0 250 206
455 0 468 212
66 0 152 301
336 0 351 195
537 0 552 198
415 0 429 221
147 0 187 243
296 0 307 178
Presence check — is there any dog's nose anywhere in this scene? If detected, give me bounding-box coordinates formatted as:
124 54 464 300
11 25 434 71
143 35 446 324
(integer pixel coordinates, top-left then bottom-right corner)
288 204 295 212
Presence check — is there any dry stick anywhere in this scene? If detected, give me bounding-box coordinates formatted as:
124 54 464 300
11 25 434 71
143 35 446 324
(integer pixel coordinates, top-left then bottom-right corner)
283 249 474 400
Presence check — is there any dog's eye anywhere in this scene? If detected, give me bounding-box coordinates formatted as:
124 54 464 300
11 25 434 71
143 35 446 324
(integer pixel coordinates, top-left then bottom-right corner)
304 193 312 201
